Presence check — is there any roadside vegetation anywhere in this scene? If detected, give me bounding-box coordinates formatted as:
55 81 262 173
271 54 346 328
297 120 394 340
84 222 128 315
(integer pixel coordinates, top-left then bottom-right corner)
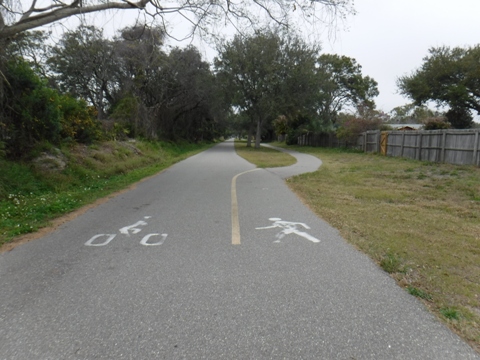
234 141 296 168
236 143 480 352
0 140 214 249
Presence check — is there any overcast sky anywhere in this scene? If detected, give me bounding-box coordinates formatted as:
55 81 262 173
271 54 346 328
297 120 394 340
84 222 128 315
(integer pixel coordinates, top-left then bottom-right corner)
321 0 480 113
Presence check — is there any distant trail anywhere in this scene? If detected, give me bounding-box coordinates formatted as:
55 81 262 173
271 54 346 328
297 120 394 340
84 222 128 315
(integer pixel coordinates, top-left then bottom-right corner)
261 143 322 178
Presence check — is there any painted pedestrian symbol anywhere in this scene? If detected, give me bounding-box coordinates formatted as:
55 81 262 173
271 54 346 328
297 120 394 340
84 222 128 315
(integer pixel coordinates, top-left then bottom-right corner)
256 218 320 243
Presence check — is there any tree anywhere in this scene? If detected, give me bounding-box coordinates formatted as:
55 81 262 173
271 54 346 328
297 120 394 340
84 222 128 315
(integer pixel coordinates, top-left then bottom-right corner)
398 46 480 128
315 54 379 130
215 30 320 148
389 104 436 124
48 25 116 119
215 31 282 148
445 107 473 129
108 24 168 138
4 30 50 76
155 45 224 141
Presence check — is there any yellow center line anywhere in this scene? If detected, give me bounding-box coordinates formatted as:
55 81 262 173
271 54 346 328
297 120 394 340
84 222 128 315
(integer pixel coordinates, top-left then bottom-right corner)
231 169 260 245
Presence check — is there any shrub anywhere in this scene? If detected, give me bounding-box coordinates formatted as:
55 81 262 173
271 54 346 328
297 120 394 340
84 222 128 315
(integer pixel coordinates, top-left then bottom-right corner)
59 96 101 144
1 58 101 158
2 59 63 157
336 115 383 145
423 117 451 130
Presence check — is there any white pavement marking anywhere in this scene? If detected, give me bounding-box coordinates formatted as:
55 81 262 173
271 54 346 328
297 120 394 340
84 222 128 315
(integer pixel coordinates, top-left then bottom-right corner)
119 220 148 236
85 234 116 246
256 217 320 243
140 233 168 246
231 168 260 245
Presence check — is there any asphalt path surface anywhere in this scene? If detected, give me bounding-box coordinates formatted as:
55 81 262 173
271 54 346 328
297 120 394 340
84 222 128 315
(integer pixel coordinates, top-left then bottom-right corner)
1 140 478 359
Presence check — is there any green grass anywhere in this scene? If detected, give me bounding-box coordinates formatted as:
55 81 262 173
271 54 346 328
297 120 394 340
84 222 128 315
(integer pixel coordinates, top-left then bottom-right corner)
407 286 433 301
0 140 214 247
234 140 296 168
441 307 461 320
380 252 406 274
236 142 480 353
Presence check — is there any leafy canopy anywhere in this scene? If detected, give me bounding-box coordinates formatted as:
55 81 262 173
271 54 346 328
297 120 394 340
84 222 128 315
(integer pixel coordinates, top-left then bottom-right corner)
398 45 480 128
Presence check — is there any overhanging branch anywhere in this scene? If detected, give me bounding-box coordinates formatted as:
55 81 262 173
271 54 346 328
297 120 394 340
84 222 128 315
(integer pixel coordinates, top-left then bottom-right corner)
0 0 150 39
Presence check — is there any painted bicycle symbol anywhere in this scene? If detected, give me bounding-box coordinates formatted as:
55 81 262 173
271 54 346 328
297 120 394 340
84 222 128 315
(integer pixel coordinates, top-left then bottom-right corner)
85 216 168 247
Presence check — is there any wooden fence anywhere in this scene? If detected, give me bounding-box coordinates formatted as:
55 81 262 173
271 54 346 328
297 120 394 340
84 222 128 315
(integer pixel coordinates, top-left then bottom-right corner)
298 129 480 167
297 132 354 148
359 129 480 166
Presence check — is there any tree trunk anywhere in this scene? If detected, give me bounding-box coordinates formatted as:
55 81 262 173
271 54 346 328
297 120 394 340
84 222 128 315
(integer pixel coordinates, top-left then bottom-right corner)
255 119 262 149
247 124 254 147
0 38 7 135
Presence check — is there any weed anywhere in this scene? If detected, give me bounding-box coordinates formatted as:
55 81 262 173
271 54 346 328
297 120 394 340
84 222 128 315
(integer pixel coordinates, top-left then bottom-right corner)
440 307 460 320
407 286 432 301
380 252 405 274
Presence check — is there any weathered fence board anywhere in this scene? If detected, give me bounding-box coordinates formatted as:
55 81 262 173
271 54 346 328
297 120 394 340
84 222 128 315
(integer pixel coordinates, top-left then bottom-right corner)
297 129 480 167
384 129 480 166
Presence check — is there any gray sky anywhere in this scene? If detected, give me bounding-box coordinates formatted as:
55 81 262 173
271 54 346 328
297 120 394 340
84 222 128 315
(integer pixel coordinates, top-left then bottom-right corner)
322 0 480 113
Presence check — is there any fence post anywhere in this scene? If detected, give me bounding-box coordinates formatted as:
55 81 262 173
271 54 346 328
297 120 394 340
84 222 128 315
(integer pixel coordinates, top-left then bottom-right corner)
400 131 405 157
441 130 447 163
376 130 381 153
364 132 367 153
474 129 479 166
416 132 423 161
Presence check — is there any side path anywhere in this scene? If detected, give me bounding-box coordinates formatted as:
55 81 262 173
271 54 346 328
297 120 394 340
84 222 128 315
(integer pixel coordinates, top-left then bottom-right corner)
261 143 323 178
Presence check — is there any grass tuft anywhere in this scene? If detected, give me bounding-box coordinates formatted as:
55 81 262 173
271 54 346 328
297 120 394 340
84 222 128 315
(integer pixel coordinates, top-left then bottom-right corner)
380 252 405 274
441 307 460 320
407 286 433 301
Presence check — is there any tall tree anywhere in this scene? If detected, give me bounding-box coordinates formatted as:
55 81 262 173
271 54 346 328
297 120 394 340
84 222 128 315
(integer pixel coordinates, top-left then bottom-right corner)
156 46 222 141
215 30 320 148
397 46 480 128
315 54 379 130
110 24 168 137
48 25 116 119
215 31 282 148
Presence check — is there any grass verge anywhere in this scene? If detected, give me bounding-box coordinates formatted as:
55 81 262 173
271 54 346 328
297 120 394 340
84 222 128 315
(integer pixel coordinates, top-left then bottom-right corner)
237 142 480 352
0 140 215 248
234 140 296 168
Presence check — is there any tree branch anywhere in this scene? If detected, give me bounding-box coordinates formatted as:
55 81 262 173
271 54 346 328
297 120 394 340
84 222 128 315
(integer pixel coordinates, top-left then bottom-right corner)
0 0 150 39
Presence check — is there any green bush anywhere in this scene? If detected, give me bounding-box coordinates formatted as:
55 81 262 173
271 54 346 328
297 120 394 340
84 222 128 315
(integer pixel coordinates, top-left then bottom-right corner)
1 58 101 158
336 115 383 146
59 96 101 144
423 117 451 130
3 59 62 157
